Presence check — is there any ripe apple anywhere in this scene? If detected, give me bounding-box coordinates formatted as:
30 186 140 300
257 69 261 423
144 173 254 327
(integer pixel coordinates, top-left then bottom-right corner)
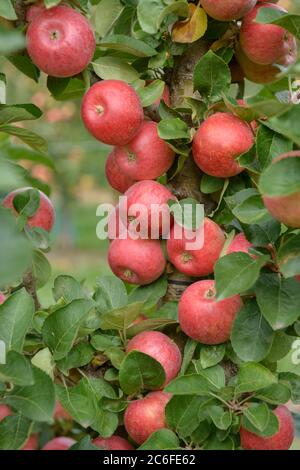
0 293 6 305
2 188 55 232
226 233 254 256
124 391 171 445
167 218 225 277
201 0 257 21
93 436 134 450
0 404 12 421
240 3 297 66
240 405 294 450
262 152 300 228
119 180 176 238
27 5 95 78
81 80 143 146
114 121 175 181
235 43 279 83
106 150 135 193
22 434 39 451
108 238 166 285
26 2 45 22
54 401 72 421
178 280 243 344
126 331 182 386
192 112 254 178
42 437 76 450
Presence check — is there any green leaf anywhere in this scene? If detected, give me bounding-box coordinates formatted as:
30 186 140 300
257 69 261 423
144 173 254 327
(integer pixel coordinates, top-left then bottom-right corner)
138 429 180 450
8 55 40 83
93 0 124 37
128 276 167 312
104 347 125 369
32 250 51 289
0 125 47 153
200 174 224 194
70 436 101 451
42 299 94 360
215 253 268 300
200 345 226 370
99 302 143 330
0 28 25 55
47 76 85 101
138 80 165 107
193 51 231 103
267 105 300 147
180 339 198 375
232 194 271 225
277 234 300 278
231 300 274 362
255 273 300 330
277 340 300 377
166 395 209 438
94 275 127 314
236 362 277 395
4 367 55 423
203 434 235 450
158 118 191 140
99 34 156 57
119 350 165 394
0 414 32 450
0 288 34 353
0 1 17 20
0 104 42 125
93 57 139 82
242 405 279 437
242 402 270 433
260 156 300 197
195 364 226 391
207 405 232 430
256 7 300 40
256 125 293 170
127 317 177 338
0 351 34 386
165 374 211 396
91 333 121 351
56 343 95 375
53 275 87 303
31 347 55 379
256 383 291 405
168 197 204 230
137 0 165 34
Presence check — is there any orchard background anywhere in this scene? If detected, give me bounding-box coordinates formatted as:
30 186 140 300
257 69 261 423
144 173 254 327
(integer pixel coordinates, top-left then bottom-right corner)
1 0 300 451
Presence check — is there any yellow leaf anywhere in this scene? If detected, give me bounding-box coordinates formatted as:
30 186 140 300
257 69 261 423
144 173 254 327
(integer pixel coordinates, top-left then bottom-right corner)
172 4 208 44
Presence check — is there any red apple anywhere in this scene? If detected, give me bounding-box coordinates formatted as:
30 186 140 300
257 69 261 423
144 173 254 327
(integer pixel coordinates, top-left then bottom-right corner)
81 80 143 146
2 188 55 232
54 401 72 422
114 121 175 181
192 112 254 178
167 218 225 277
124 391 171 445
42 437 76 450
226 233 254 256
240 3 297 66
0 404 12 421
201 0 257 21
240 405 294 450
105 150 135 193
0 293 6 305
178 280 243 344
126 331 182 386
262 152 300 228
118 180 176 238
27 5 95 78
235 43 280 83
26 2 45 22
93 435 134 450
108 238 166 285
22 434 39 451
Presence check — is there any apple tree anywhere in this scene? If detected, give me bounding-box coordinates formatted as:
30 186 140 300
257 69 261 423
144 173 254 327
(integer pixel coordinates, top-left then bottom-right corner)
1 0 300 451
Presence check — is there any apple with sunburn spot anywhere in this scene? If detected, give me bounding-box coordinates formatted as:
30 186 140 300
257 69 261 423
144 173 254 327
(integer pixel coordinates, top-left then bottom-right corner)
192 112 254 178
27 5 95 78
105 150 136 193
81 80 143 146
93 436 134 450
124 391 171 445
178 280 243 344
126 331 182 386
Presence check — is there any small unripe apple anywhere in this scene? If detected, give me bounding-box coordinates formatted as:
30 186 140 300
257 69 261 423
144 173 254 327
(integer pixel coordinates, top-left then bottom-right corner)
124 391 171 445
93 435 134 450
81 80 143 146
22 434 39 451
178 280 243 344
26 2 45 22
54 401 72 421
0 293 6 305
27 5 95 77
240 3 297 66
240 405 294 450
114 121 175 181
167 218 225 277
262 152 300 228
126 331 182 386
105 150 136 193
42 437 76 450
226 233 254 256
201 0 257 21
2 188 55 232
108 238 166 285
235 43 279 83
192 112 254 178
